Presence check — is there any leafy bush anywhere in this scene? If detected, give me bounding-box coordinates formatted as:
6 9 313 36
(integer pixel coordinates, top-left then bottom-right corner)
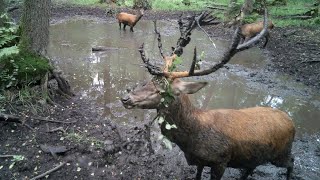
0 13 19 58
0 13 51 89
243 13 260 24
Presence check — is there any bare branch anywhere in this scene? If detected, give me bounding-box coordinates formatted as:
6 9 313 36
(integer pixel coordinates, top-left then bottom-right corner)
195 17 217 48
30 162 66 180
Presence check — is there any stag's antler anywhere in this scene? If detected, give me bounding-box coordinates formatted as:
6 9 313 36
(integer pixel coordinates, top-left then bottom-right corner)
140 12 220 77
140 9 268 80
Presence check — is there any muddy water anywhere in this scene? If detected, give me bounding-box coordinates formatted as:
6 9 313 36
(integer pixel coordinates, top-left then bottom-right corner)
48 18 320 135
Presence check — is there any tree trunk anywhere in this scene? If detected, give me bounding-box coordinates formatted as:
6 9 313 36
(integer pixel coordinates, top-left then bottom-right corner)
0 0 5 27
20 0 51 55
133 0 152 10
242 0 254 15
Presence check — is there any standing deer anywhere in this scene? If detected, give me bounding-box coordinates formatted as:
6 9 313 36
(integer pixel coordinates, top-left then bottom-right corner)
121 10 295 180
240 20 274 48
116 9 144 32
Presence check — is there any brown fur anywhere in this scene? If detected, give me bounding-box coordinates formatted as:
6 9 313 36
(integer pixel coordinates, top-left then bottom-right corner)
116 9 144 32
240 21 274 47
122 79 295 180
159 94 295 180
241 21 274 38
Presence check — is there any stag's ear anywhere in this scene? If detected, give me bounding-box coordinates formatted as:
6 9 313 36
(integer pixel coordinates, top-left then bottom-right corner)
171 80 208 95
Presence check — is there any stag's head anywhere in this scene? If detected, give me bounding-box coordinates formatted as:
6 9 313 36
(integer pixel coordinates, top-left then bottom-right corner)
121 51 208 109
122 10 269 110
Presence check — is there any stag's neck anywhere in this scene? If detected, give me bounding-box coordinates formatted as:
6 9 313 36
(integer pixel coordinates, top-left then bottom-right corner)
158 94 199 129
134 14 143 25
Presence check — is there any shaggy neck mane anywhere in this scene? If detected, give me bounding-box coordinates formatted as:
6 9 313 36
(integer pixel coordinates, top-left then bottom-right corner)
133 13 143 25
158 94 200 128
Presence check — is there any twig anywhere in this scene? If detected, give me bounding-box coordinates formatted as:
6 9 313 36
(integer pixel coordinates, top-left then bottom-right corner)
30 162 66 180
300 60 320 64
0 155 17 158
47 127 66 133
23 123 35 131
30 116 77 124
196 18 216 48
0 113 77 124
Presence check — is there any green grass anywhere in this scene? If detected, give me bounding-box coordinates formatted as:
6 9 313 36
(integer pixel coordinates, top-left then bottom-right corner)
53 0 100 5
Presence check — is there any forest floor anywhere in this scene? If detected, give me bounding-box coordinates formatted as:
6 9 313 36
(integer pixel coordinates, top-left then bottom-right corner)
1 5 320 180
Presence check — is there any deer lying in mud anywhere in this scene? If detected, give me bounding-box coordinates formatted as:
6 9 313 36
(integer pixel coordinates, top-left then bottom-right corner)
121 10 295 180
241 20 274 48
116 9 144 32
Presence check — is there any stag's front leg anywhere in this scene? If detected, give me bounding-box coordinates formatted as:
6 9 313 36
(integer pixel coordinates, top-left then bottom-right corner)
239 168 255 180
210 164 226 180
196 165 204 180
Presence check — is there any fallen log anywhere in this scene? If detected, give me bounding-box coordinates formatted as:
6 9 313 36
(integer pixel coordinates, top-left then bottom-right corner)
92 46 122 51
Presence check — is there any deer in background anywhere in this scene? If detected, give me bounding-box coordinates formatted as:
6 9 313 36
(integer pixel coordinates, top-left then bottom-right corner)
116 9 144 32
226 7 275 48
240 20 274 48
121 10 295 180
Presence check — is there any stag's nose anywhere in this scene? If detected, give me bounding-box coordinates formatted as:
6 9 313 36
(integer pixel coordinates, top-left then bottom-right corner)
121 94 131 104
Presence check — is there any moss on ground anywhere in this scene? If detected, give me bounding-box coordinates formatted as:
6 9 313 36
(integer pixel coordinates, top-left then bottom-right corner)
0 51 51 88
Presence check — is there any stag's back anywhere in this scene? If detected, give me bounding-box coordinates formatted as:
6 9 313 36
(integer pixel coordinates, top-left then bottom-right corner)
241 21 274 38
116 12 136 24
194 107 295 167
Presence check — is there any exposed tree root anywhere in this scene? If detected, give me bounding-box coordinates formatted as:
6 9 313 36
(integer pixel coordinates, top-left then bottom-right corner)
50 69 75 97
30 162 66 180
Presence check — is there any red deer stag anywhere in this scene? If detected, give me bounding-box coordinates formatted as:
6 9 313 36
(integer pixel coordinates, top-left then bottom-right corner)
121 10 295 180
116 9 144 32
241 20 274 48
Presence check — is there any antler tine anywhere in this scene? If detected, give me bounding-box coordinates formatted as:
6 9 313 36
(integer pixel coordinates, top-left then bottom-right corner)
153 20 165 59
189 47 197 76
139 43 164 76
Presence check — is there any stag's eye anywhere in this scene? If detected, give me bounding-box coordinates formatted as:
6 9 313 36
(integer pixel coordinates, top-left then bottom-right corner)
141 81 148 86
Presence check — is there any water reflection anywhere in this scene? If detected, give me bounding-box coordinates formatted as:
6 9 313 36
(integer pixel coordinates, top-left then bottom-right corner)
48 18 320 135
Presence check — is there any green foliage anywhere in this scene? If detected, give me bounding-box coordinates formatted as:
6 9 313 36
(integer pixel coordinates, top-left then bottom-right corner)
0 13 20 58
8 155 25 170
65 132 104 149
243 13 260 24
52 0 100 5
310 16 320 25
168 56 182 72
